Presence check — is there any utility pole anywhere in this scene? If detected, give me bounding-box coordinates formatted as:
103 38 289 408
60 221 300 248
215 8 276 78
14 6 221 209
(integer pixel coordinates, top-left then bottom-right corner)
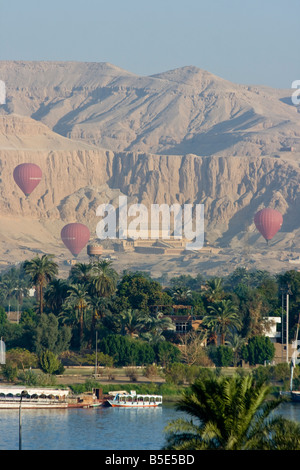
281 285 292 363
286 291 289 363
95 331 98 376
19 391 27 450
286 286 293 363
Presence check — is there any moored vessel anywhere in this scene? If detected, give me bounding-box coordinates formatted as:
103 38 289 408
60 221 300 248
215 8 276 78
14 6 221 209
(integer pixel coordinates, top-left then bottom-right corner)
106 390 162 408
0 386 69 409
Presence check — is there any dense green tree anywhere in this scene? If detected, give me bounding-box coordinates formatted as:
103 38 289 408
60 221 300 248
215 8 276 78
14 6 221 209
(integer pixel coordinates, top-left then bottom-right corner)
208 345 234 367
117 272 172 312
154 341 181 366
0 306 7 324
99 334 155 366
241 335 275 366
0 321 35 350
233 286 272 339
34 313 71 355
20 308 38 326
169 273 204 291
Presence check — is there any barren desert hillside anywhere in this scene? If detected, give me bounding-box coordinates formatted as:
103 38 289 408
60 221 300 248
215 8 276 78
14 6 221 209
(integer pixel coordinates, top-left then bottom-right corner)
1 61 300 156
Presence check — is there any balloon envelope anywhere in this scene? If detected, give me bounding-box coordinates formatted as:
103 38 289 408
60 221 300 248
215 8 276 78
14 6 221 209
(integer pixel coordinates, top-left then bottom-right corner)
254 208 283 242
61 223 90 256
13 163 42 196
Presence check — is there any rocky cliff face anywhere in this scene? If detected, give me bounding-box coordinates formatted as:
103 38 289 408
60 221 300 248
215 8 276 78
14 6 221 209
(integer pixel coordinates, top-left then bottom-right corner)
0 62 299 274
0 114 299 246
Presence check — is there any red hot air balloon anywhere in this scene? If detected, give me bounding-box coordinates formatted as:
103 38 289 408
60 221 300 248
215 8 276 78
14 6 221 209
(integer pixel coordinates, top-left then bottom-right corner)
13 163 42 197
61 223 90 257
254 208 283 243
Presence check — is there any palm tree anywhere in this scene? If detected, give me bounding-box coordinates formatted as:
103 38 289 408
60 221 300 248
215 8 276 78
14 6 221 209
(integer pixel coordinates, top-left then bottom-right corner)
226 332 246 366
44 278 69 315
119 309 146 337
64 284 91 342
68 262 93 286
0 276 17 314
171 287 192 305
258 416 300 450
23 254 58 314
204 277 225 303
90 260 118 298
141 312 175 343
202 299 241 345
89 260 118 334
164 374 287 450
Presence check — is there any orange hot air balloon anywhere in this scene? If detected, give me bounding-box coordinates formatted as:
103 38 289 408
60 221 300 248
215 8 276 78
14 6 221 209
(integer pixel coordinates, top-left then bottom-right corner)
61 223 90 257
13 163 42 197
254 208 283 243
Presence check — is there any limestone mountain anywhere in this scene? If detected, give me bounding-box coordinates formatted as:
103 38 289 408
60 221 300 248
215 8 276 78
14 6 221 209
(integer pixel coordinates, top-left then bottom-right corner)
1 61 299 157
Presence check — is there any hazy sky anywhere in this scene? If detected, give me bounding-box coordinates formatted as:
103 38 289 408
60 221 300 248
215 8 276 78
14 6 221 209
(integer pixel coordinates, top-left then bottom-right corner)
0 0 299 88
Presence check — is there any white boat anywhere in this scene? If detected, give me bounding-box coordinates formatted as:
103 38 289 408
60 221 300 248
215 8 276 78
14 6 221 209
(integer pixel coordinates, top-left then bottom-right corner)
0 386 69 409
106 390 162 408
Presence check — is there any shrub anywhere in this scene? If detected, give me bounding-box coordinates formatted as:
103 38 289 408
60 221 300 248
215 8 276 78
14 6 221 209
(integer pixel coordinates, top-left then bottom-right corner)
125 367 138 382
0 363 18 382
143 364 161 379
241 336 275 366
164 363 186 385
154 341 181 366
99 335 156 366
18 369 58 387
209 345 234 367
39 350 63 375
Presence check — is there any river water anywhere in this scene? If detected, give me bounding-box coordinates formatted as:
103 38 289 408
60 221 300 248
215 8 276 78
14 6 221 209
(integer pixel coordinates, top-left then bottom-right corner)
0 402 299 450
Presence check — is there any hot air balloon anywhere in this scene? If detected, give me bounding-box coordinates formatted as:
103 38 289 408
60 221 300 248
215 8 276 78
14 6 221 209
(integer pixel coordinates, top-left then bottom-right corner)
61 223 90 257
13 163 42 197
254 208 283 243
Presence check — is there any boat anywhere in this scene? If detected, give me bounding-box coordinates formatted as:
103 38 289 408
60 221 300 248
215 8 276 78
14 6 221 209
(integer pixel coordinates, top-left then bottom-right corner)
291 391 300 402
0 386 69 409
106 390 163 408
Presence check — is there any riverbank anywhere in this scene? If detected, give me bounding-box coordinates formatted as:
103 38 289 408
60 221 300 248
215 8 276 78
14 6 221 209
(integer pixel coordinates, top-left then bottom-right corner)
55 366 183 401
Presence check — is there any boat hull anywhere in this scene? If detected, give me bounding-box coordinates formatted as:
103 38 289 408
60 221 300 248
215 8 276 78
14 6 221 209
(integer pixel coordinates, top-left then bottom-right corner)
107 401 160 408
291 392 300 402
0 401 68 409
